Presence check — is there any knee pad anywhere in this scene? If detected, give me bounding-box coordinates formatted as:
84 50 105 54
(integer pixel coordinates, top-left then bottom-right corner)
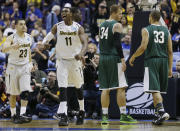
20 91 29 100
59 87 67 102
76 88 84 100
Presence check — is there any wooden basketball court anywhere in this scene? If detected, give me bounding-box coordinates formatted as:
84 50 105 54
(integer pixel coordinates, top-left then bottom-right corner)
0 119 180 131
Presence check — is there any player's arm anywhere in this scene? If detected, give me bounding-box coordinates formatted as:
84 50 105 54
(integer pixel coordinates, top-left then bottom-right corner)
167 33 173 77
1 35 19 53
129 28 149 66
42 24 57 45
75 26 88 60
112 23 126 71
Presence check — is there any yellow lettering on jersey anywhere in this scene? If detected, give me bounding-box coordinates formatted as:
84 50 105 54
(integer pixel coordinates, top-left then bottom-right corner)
20 43 31 48
59 31 76 35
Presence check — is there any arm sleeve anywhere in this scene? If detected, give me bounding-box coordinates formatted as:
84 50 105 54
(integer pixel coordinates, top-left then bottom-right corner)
114 32 124 58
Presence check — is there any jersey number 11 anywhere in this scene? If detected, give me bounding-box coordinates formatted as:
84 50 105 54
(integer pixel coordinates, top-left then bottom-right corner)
65 37 72 46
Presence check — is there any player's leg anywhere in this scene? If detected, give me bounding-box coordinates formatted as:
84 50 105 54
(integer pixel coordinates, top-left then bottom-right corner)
101 90 110 125
70 60 85 125
152 59 169 125
56 60 68 126
99 55 110 125
19 64 32 123
6 64 21 123
116 63 137 123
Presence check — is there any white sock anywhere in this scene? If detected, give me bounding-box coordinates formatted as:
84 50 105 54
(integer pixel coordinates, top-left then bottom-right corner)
102 108 108 114
20 106 26 115
57 101 67 115
11 108 16 117
120 106 126 114
78 99 84 111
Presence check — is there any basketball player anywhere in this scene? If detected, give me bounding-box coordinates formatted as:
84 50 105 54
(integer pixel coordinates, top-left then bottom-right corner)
2 19 33 124
129 10 173 125
42 7 88 126
99 5 136 124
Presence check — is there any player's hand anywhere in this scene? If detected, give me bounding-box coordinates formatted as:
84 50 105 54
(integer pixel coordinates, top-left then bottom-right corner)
121 58 126 72
129 56 135 67
75 53 83 60
168 69 172 78
12 44 20 50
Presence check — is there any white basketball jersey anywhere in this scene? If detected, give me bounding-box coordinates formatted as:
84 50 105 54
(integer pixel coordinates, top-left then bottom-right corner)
8 33 32 65
56 21 82 59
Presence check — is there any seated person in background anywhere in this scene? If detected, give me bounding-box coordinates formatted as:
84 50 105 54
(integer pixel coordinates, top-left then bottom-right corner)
31 20 46 42
32 41 49 72
0 75 10 118
121 35 131 61
174 60 180 78
36 71 60 118
26 59 47 115
172 27 180 52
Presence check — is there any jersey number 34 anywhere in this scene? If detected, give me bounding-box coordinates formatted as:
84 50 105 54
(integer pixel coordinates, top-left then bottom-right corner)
100 27 108 39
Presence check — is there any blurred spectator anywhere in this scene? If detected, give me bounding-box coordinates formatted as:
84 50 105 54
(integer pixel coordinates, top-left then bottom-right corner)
31 20 46 42
126 2 135 28
8 1 22 19
162 10 170 28
27 0 42 9
26 2 43 32
121 34 131 61
120 15 130 36
0 12 11 30
91 1 109 42
31 59 47 85
172 26 180 52
0 30 6 46
83 53 101 119
0 30 6 63
0 75 10 118
176 60 180 74
26 59 47 115
3 19 16 37
170 2 180 35
36 71 60 118
46 5 60 33
32 41 49 72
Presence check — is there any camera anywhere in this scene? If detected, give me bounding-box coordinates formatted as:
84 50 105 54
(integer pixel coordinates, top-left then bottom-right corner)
85 52 94 64
40 86 49 96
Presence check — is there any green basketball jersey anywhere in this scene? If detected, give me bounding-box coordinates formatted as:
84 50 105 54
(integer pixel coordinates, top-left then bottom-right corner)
99 20 119 56
144 24 169 60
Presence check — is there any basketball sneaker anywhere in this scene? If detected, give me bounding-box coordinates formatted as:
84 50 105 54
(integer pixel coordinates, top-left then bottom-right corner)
76 110 85 125
19 114 32 123
152 112 169 125
11 115 22 124
120 114 137 123
101 114 109 125
58 113 68 126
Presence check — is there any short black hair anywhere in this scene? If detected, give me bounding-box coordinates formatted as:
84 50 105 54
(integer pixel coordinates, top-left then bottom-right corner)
150 10 161 22
15 19 25 25
63 7 73 13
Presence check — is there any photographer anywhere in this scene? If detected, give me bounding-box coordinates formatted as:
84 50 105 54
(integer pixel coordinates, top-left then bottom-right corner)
26 59 47 115
83 50 101 119
36 71 60 118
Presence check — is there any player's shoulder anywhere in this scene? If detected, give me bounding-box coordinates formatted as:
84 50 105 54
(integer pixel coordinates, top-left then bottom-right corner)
73 21 81 28
57 21 64 26
25 33 33 39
